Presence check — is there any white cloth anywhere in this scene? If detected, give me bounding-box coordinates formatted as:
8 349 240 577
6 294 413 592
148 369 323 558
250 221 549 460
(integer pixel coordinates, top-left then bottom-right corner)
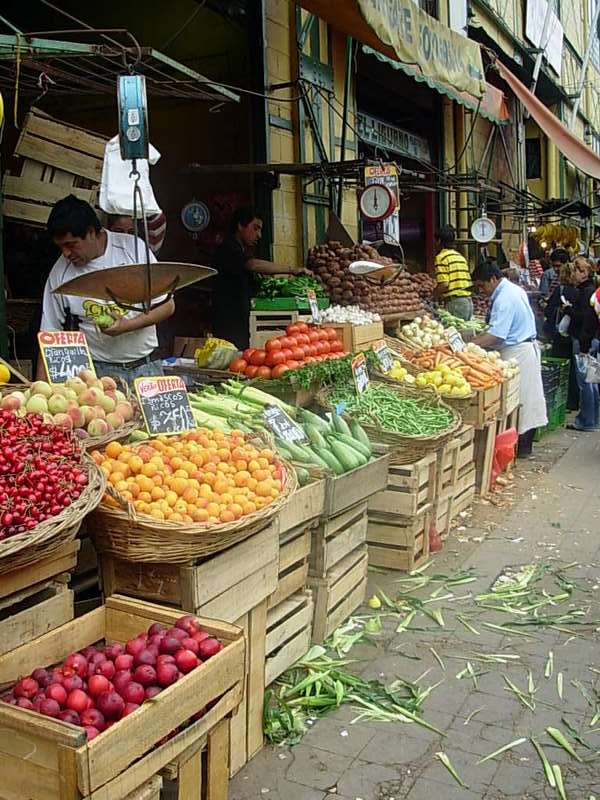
41 231 162 363
500 341 548 434
99 136 161 216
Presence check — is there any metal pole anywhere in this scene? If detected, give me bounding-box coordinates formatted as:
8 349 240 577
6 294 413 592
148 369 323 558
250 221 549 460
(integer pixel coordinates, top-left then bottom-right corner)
569 0 600 128
337 36 352 218
530 0 555 95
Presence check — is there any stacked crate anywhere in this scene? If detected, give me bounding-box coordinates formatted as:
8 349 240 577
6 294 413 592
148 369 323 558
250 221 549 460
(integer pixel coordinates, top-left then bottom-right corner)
367 453 437 571
434 425 476 538
535 356 569 440
308 451 389 643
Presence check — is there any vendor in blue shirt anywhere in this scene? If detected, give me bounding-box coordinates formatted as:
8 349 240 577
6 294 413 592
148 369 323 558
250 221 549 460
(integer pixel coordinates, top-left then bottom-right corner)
469 262 548 457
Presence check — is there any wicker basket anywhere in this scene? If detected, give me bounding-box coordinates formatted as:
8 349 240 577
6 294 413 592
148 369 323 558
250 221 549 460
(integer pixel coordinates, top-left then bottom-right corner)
316 382 462 465
87 460 298 564
0 454 106 574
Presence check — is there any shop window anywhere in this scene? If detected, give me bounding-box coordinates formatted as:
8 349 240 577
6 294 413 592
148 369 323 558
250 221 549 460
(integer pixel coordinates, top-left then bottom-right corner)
526 138 542 180
418 0 439 18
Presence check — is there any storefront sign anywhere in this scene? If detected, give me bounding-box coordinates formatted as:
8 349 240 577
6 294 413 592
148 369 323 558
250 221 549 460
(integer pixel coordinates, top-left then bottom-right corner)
525 0 563 76
363 164 400 245
352 352 370 394
357 0 484 98
134 376 196 435
372 340 394 373
357 113 431 162
37 331 95 384
263 405 307 443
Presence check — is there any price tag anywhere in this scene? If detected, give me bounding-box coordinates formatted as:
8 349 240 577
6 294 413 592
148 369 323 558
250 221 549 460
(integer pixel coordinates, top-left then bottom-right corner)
263 405 306 443
372 339 394 373
445 326 465 353
134 376 196 436
306 289 321 323
351 352 370 394
37 331 95 384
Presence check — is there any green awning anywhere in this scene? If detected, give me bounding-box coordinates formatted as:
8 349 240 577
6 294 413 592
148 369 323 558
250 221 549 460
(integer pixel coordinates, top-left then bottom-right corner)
363 45 509 125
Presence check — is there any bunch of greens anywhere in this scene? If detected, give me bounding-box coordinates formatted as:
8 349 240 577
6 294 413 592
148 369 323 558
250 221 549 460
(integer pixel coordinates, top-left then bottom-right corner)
254 274 326 298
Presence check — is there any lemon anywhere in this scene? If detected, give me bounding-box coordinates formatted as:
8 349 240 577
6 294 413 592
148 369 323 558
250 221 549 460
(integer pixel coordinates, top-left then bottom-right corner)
368 595 382 609
0 364 11 384
439 383 452 394
416 375 427 386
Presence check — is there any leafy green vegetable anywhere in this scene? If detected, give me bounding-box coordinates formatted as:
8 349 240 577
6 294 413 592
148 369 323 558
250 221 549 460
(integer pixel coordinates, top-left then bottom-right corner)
254 274 326 299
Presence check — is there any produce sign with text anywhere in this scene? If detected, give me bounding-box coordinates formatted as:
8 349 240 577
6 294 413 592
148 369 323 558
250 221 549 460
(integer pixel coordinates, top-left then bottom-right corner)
135 376 195 436
38 331 95 384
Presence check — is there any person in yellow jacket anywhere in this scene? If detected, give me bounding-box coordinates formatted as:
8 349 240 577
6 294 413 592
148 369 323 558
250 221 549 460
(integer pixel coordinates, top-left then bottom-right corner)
434 225 474 321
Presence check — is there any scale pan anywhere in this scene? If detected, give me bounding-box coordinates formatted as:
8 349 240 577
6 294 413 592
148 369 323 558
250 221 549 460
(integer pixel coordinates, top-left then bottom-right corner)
53 262 216 303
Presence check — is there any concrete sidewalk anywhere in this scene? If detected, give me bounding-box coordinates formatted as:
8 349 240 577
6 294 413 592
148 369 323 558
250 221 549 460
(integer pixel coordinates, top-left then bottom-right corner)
230 427 600 800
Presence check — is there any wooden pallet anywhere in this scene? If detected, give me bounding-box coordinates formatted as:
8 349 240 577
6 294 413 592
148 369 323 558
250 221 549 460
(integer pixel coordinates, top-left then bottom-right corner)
278 478 325 535
308 545 368 644
0 579 74 658
367 505 431 572
323 448 390 517
310 501 368 578
2 107 106 225
0 538 79 601
434 466 477 538
499 373 520 419
265 590 313 685
249 310 312 349
0 595 244 800
368 452 437 518
473 421 497 498
460 383 502 428
437 425 475 497
268 523 311 609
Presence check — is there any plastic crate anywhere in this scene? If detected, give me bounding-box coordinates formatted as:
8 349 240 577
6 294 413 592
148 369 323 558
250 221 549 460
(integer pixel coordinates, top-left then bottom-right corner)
535 401 566 441
541 356 569 406
250 297 330 311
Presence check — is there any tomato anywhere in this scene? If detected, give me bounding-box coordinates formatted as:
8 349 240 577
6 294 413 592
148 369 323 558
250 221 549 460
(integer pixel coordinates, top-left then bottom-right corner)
296 322 309 333
294 333 308 346
265 350 285 367
281 348 293 360
271 364 290 378
316 328 329 341
323 327 337 340
229 358 247 373
249 349 266 366
256 365 272 379
306 344 317 357
245 365 259 378
286 324 301 336
304 356 316 363
265 338 282 352
285 360 300 370
308 330 320 343
320 340 331 354
242 348 256 361
286 336 298 348
279 336 292 349
330 339 343 353
291 347 305 361
315 341 326 355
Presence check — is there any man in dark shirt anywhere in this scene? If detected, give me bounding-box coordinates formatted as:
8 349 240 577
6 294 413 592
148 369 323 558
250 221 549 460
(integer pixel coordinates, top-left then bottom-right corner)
212 207 304 349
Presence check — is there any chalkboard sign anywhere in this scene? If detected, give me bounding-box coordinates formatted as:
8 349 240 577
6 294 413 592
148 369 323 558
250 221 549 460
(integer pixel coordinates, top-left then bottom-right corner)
351 352 370 394
134 375 196 436
37 331 95 384
263 405 306 443
372 339 394 373
445 326 465 353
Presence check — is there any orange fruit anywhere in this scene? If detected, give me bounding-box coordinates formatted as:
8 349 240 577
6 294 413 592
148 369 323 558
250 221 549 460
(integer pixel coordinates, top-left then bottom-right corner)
206 502 220 518
128 455 143 474
105 441 123 459
220 509 235 523
151 486 165 501
165 490 178 508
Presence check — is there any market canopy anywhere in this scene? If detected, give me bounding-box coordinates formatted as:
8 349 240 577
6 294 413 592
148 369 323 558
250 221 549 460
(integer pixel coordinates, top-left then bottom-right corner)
296 0 485 98
496 60 600 180
362 46 509 125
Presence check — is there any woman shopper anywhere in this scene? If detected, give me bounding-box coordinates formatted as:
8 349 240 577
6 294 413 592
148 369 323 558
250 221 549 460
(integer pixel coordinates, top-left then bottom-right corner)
546 262 580 410
566 257 600 432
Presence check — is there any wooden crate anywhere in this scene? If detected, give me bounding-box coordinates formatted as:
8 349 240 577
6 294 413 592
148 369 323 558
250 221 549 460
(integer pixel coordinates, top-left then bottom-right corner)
367 506 431 572
0 595 244 800
0 580 74 658
2 108 106 225
278 478 325 535
368 452 437 519
323 448 390 517
437 425 475 497
498 407 519 434
265 590 313 685
249 310 311 349
125 776 162 800
308 545 368 644
434 466 477 538
474 421 497 498
268 524 311 609
0 538 79 601
460 383 502 428
310 501 368 578
329 320 384 352
499 373 520 418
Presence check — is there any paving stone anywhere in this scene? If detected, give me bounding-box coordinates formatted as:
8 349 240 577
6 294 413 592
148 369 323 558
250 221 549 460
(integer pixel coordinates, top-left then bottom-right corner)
335 758 407 800
357 731 433 766
283 744 353 791
419 747 499 793
404 777 481 799
301 715 377 758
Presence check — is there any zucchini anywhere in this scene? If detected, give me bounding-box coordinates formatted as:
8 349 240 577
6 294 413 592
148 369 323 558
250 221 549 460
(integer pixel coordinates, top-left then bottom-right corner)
282 441 315 464
313 446 345 475
331 413 352 437
305 424 328 450
274 439 294 459
298 408 330 432
295 466 310 486
350 419 372 454
332 433 372 460
328 438 364 471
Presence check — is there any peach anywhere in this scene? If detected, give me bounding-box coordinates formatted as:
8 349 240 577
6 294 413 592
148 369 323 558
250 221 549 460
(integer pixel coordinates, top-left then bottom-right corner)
106 412 125 430
87 419 109 437
68 407 86 429
80 388 103 406
1 392 26 410
65 377 87 396
101 377 117 391
79 405 96 425
115 401 134 422
99 394 116 414
26 395 48 414
53 413 73 431
48 394 68 415
79 369 97 385
31 381 53 398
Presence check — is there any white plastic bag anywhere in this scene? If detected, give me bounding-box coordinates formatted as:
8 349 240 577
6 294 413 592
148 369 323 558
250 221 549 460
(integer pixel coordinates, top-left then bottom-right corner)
557 313 571 337
585 354 600 384
99 136 161 216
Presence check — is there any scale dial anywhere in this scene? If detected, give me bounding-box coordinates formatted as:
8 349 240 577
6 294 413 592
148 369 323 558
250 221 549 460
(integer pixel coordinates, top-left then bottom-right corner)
359 183 396 221
471 216 497 243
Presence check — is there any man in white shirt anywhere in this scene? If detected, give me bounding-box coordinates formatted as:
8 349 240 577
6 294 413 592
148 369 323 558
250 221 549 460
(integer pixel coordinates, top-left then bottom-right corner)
38 195 174 383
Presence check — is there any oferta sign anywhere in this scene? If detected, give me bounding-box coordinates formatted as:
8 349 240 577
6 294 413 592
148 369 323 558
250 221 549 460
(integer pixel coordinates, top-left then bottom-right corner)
357 0 484 98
